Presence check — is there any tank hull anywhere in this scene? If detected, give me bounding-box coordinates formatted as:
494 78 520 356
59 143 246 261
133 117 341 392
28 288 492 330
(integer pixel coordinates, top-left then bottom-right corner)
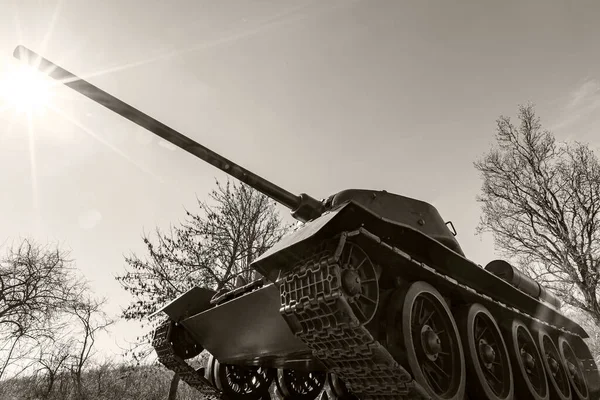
159 200 600 399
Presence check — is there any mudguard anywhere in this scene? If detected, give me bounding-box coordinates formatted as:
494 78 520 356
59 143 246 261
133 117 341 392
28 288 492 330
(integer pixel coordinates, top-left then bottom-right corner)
178 283 315 369
252 206 343 282
150 286 216 321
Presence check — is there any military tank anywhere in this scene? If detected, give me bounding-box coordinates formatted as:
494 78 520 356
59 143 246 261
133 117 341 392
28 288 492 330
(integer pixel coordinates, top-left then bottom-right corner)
14 45 600 400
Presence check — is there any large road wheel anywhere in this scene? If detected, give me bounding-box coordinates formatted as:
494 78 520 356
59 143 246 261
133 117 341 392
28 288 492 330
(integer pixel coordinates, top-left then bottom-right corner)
386 281 466 400
558 336 589 400
537 329 572 400
275 369 326 400
214 360 275 400
504 320 548 400
338 242 379 325
456 303 513 400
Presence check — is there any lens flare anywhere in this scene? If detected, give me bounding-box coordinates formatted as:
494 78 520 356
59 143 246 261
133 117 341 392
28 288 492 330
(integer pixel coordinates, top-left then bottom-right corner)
0 63 54 115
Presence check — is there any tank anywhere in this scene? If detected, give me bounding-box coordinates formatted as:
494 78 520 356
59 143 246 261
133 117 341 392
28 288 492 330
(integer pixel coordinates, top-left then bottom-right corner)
14 45 600 400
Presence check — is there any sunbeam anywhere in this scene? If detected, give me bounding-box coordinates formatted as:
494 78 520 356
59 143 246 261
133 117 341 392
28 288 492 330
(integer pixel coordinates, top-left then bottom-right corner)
39 0 64 55
26 111 41 236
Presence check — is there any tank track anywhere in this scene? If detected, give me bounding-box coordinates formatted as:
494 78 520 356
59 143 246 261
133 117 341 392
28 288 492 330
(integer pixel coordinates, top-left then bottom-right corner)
152 320 225 400
278 237 426 400
278 228 589 399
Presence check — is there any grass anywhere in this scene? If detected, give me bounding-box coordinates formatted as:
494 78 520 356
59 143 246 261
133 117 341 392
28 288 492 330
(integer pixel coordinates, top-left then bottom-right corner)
0 351 291 400
0 363 210 400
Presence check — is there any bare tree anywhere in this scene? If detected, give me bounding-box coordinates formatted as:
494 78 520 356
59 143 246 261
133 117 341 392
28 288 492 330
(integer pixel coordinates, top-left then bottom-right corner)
116 178 292 395
35 336 72 398
0 329 47 381
66 296 114 400
474 103 600 324
0 238 83 380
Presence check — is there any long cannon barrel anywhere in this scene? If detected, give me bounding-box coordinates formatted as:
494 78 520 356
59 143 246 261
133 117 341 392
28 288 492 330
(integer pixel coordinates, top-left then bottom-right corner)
13 45 324 222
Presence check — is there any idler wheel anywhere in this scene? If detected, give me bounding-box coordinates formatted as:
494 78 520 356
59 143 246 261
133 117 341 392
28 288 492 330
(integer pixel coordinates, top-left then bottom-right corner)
275 368 326 400
537 329 572 400
386 281 466 400
204 353 217 387
456 303 513 400
338 242 379 325
558 336 589 400
504 320 549 400
324 373 358 400
214 359 275 400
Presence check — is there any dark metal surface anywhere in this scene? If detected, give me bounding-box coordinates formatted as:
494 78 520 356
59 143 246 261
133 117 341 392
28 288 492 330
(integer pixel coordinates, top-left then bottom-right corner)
328 189 464 256
570 335 600 400
253 202 589 338
152 286 216 321
180 283 312 366
12 45 323 222
252 207 342 282
485 260 561 309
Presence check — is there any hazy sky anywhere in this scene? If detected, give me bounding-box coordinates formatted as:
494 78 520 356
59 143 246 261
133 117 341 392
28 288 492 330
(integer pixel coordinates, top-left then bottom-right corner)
1 0 600 360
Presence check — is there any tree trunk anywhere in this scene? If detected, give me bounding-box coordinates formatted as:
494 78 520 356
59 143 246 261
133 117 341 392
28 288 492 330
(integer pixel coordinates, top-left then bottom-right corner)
168 373 180 400
76 372 85 400
43 373 55 399
75 373 84 400
97 370 103 394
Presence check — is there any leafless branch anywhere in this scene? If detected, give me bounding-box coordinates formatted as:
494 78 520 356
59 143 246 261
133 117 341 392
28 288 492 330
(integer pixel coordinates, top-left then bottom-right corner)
475 104 600 324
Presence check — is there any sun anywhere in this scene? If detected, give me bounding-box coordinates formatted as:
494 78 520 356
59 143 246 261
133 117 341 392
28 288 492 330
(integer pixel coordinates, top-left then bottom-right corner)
0 62 54 115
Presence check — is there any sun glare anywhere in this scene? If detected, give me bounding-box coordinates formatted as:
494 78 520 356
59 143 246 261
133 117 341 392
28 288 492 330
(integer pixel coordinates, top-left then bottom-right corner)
0 63 54 115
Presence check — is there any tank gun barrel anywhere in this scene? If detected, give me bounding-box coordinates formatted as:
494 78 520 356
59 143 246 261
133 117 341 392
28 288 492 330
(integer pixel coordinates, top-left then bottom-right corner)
13 45 323 222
